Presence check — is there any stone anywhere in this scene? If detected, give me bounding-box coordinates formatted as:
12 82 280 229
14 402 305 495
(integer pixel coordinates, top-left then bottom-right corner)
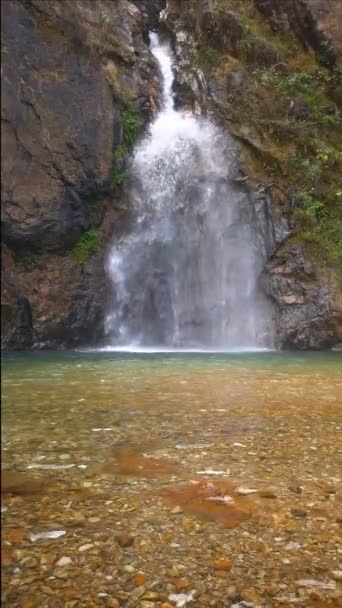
212 559 232 572
5 528 26 543
259 490 277 498
107 600 120 608
236 487 258 495
133 573 145 587
117 532 135 547
56 556 72 567
78 544 94 552
291 508 307 518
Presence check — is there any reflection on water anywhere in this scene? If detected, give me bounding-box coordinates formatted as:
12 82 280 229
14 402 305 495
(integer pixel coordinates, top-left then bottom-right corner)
1 352 342 607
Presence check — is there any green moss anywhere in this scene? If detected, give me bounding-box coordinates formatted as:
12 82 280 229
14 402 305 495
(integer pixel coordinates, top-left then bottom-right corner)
72 229 99 265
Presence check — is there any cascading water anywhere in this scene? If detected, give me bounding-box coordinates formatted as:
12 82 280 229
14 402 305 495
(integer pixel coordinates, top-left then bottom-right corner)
105 33 273 350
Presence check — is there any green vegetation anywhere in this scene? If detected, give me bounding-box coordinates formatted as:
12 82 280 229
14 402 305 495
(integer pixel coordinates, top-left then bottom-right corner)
72 229 99 265
113 164 127 187
195 46 220 67
292 188 342 263
87 199 101 223
112 142 129 189
120 105 139 149
190 4 342 267
14 250 37 270
99 12 117 30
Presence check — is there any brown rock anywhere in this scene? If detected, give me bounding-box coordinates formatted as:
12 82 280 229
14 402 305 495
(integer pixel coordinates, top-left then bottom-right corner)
212 558 232 571
117 532 135 547
1 549 13 567
133 573 145 587
4 528 26 543
260 489 277 499
107 600 120 608
21 599 36 608
291 508 308 518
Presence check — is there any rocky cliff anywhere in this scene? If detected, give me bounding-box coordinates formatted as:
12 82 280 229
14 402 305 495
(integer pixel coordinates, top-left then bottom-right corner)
1 0 159 348
1 0 341 349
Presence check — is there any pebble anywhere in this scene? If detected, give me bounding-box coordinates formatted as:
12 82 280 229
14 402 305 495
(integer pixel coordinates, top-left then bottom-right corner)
297 579 336 590
285 542 301 550
291 508 307 518
259 490 277 499
169 592 195 607
332 570 342 581
212 558 232 571
107 600 120 608
56 556 72 567
117 532 134 547
78 544 94 552
133 573 145 587
236 487 258 495
29 530 66 542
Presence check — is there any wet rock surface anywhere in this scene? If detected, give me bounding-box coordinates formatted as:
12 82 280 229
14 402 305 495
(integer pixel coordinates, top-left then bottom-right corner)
1 352 342 607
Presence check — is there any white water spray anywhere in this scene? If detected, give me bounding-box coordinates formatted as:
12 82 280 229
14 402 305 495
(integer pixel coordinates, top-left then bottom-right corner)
105 33 273 350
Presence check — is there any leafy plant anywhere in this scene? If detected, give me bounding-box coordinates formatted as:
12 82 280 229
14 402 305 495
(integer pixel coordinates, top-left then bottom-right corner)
72 229 99 265
120 106 139 149
113 164 127 187
294 189 342 263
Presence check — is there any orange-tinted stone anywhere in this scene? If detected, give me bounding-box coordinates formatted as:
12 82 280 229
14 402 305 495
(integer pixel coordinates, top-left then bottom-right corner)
212 558 232 572
4 528 26 543
133 573 145 587
1 549 12 566
161 481 252 528
21 599 37 608
172 578 191 591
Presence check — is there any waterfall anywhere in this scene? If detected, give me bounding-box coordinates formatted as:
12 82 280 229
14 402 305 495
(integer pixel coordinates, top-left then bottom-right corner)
105 33 273 351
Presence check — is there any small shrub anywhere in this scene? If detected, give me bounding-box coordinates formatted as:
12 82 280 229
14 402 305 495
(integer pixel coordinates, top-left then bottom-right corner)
72 229 99 265
120 106 139 149
113 164 127 187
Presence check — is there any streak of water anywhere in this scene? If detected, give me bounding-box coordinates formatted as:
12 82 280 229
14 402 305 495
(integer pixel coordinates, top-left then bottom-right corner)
106 33 273 349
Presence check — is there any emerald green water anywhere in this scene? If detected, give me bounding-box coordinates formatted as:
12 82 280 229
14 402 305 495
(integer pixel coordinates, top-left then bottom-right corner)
1 351 342 607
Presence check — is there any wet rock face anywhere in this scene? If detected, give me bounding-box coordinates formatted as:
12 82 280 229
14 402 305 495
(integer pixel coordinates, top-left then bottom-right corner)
1 0 157 349
264 243 342 349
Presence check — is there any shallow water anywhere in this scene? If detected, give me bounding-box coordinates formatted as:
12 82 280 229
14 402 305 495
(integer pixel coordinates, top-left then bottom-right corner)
1 352 342 607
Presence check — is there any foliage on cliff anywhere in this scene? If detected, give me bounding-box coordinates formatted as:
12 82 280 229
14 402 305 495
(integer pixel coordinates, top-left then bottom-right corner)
169 0 342 265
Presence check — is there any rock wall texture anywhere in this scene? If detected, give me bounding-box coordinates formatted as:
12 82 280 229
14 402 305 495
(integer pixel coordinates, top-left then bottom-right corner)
1 0 159 348
1 0 341 350
162 0 342 349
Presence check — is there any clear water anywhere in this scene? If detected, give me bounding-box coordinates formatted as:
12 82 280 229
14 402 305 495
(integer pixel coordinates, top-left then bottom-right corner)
2 351 341 465
2 352 342 606
105 34 273 350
